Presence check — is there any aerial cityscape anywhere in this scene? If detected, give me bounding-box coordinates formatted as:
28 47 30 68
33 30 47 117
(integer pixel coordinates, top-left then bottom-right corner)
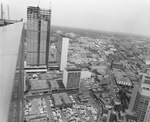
0 0 150 122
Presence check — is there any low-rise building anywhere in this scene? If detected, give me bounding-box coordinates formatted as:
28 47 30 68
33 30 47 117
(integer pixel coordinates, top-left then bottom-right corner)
80 69 92 79
77 94 89 103
113 69 132 86
49 80 59 91
52 92 72 108
90 87 113 109
111 61 123 70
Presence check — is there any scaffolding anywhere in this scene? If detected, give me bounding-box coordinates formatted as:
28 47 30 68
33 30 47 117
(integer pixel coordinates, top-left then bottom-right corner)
26 6 51 67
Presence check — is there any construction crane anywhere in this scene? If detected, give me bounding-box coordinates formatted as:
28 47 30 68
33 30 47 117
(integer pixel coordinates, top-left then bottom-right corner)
7 4 9 20
0 3 22 27
1 3 3 19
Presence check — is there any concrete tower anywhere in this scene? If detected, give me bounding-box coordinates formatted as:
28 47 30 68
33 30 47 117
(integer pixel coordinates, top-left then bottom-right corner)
56 36 69 71
129 82 150 122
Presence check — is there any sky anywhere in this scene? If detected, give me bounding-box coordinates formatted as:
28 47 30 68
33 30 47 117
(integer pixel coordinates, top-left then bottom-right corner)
1 0 150 36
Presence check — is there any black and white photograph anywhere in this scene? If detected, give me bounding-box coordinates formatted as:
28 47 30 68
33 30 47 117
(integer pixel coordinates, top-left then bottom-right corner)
0 0 150 122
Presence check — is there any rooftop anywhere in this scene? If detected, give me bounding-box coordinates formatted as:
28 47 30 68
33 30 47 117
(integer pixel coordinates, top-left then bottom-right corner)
90 87 112 106
113 69 132 86
29 79 49 90
100 78 110 85
66 67 81 71
49 80 59 90
52 92 72 106
143 75 150 85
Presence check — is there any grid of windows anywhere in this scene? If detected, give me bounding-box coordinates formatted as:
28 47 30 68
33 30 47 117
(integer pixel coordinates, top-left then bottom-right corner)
136 95 150 122
133 91 140 111
144 102 150 122
67 72 81 89
26 6 51 66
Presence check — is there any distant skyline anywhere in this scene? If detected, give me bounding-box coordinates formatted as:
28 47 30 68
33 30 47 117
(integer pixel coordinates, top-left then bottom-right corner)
1 0 150 36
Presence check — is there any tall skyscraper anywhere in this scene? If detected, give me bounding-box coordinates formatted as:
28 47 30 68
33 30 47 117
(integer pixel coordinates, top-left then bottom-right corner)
0 22 25 122
26 6 51 67
56 36 69 71
63 67 81 90
129 82 150 122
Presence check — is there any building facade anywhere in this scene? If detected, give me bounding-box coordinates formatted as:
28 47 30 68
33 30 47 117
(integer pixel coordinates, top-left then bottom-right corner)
129 83 150 122
56 36 69 71
26 6 51 66
63 68 81 90
0 22 25 122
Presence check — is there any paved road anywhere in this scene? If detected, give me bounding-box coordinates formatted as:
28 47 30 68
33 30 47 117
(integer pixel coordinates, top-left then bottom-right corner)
85 107 95 122
26 93 51 99
60 111 68 122
45 97 53 122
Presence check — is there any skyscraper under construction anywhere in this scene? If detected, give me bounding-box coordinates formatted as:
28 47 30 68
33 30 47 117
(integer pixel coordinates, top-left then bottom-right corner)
26 6 51 67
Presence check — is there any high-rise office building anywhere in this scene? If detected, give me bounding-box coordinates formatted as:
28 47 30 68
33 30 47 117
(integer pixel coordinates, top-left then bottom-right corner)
63 67 81 89
56 36 69 71
0 22 25 122
26 6 51 67
129 82 150 122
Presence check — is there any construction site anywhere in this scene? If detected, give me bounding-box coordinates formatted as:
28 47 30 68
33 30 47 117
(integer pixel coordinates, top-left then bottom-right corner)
26 6 51 67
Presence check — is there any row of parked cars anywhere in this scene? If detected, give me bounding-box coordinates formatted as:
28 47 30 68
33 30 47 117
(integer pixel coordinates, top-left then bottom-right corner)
86 104 98 121
51 108 62 122
72 103 98 121
24 99 32 115
69 94 99 122
38 98 47 114
62 104 94 122
79 108 90 121
69 95 76 104
62 107 81 122
45 94 99 122
47 95 54 107
25 98 47 116
47 96 63 122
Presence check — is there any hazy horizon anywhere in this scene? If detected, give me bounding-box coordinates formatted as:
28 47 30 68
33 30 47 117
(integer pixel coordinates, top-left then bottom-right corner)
51 24 150 37
1 0 150 37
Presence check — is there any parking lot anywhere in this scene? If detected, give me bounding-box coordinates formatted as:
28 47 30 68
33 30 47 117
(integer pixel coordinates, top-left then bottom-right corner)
25 92 100 122
47 94 99 122
24 97 48 121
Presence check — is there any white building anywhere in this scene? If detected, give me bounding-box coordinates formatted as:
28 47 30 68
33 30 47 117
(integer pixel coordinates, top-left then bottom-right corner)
129 82 150 122
63 68 81 89
145 59 150 66
0 22 24 122
81 70 92 79
56 36 69 71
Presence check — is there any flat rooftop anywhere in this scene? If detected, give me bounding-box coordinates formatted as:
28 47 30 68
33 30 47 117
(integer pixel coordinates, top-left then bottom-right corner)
66 67 81 71
143 75 150 85
49 80 59 90
40 73 53 80
29 79 49 90
113 69 132 86
29 117 47 122
52 92 72 106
